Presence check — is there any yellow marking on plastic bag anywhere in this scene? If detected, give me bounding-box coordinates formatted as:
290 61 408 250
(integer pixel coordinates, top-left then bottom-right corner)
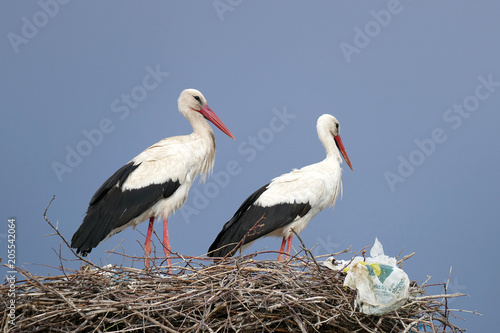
368 263 381 277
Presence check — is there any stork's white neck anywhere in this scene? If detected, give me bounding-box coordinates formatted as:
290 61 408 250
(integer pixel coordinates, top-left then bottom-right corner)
318 125 342 164
182 109 216 182
185 110 214 138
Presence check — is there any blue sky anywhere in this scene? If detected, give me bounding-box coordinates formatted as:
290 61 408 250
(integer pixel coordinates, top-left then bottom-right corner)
1 1 499 330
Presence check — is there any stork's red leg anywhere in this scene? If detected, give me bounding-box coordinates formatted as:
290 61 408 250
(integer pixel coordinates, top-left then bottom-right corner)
277 237 287 261
285 235 293 261
163 216 172 269
144 217 154 268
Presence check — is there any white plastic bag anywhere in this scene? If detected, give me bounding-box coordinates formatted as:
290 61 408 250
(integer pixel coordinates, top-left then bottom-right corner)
324 238 410 315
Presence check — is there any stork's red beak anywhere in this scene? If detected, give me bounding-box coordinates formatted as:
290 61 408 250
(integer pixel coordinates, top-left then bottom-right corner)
199 104 235 140
334 135 353 171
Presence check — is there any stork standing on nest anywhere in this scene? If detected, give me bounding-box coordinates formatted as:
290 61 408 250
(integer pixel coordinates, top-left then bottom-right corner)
71 89 235 268
208 114 352 261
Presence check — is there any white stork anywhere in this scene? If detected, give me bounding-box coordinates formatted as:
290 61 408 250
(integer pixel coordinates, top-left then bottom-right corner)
208 114 352 261
71 88 234 268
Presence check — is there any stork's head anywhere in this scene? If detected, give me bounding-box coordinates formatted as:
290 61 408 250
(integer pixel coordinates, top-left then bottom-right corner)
178 89 235 139
317 114 353 170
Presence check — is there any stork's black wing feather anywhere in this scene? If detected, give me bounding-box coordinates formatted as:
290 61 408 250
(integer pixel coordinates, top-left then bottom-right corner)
88 162 139 205
71 161 180 256
208 183 311 257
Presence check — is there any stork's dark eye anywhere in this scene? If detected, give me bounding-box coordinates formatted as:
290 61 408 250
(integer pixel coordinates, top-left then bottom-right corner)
193 96 201 103
335 123 339 130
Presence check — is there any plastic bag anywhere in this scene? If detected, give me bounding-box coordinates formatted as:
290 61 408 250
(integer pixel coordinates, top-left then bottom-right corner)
323 238 410 315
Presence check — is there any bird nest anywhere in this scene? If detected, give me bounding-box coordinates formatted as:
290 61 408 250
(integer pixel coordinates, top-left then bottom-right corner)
2 252 469 332
0 198 471 332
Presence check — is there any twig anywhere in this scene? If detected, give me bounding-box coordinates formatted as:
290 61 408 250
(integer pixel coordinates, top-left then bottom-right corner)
291 229 323 275
43 195 113 274
209 214 267 261
397 252 415 267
